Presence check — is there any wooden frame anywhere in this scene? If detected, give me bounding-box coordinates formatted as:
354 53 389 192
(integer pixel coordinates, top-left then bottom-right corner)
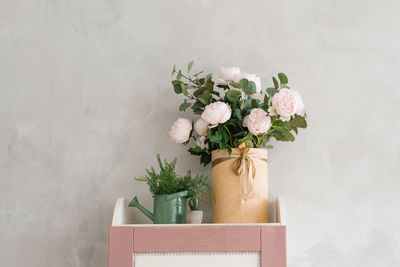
109 197 286 267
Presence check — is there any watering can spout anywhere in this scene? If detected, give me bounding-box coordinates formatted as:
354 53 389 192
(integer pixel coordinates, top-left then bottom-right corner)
129 196 154 222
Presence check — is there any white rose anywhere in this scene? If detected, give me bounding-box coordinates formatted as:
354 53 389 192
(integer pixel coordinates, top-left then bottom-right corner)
292 90 305 116
233 73 261 93
217 67 241 85
169 118 192 143
194 118 209 136
201 101 232 125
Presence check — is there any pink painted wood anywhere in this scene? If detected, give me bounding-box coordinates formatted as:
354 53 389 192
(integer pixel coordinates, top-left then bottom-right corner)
133 226 260 252
108 225 286 267
261 226 287 267
109 227 134 267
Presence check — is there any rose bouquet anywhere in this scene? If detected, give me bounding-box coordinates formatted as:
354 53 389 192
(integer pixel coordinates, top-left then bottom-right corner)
169 61 307 166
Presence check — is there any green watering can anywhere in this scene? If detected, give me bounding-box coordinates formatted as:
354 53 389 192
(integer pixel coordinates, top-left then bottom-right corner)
128 191 189 224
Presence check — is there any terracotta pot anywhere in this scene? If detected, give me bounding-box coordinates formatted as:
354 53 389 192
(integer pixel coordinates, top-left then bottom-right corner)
186 210 203 224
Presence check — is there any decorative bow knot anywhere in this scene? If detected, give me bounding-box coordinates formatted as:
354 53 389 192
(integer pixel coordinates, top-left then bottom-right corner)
212 142 268 209
233 142 257 207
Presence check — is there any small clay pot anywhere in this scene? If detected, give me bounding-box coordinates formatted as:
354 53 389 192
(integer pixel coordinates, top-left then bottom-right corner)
186 210 203 224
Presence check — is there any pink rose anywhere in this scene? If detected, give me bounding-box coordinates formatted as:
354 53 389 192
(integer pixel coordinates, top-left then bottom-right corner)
245 108 271 135
217 67 241 85
201 102 231 125
194 118 209 136
233 73 261 93
169 118 192 143
269 89 298 121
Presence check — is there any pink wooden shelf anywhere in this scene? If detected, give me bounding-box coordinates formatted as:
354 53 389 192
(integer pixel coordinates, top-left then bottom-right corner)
109 198 286 267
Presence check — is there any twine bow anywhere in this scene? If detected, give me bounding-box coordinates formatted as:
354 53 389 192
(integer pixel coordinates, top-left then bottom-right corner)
212 143 268 209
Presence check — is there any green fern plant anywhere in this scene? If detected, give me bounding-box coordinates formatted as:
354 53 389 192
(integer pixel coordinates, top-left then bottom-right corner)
135 154 211 201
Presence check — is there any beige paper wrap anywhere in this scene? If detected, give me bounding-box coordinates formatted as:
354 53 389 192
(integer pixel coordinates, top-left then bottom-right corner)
211 145 269 223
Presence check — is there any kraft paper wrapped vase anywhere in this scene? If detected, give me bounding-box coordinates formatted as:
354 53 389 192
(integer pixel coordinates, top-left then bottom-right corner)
211 143 269 223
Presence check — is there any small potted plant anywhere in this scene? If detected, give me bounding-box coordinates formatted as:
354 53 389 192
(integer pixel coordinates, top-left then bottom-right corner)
186 175 212 224
187 196 203 224
129 154 211 224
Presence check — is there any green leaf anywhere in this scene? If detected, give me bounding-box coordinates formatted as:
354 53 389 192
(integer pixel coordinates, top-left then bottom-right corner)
281 130 295 141
179 101 191 111
278 73 288 84
187 61 194 72
284 115 307 135
273 77 279 89
239 78 248 89
226 90 242 102
244 98 252 109
198 97 208 105
181 83 188 96
232 130 247 138
198 90 211 105
188 146 205 155
295 115 307 128
273 132 287 141
273 129 295 142
263 94 269 105
211 90 219 96
260 134 270 146
229 82 242 89
266 87 276 97
191 100 205 112
251 99 259 108
287 115 307 129
221 128 229 143
246 81 257 94
208 134 221 143
172 80 182 94
240 79 257 95
171 65 176 76
193 87 206 98
205 74 212 83
244 140 254 148
243 132 253 141
262 95 270 112
204 78 214 92
200 153 211 166
234 108 242 120
280 84 290 89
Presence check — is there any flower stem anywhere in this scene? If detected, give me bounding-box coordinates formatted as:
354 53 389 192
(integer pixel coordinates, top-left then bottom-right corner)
224 125 233 147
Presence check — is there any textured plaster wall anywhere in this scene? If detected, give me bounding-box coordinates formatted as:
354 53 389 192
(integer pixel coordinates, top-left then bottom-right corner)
1 0 400 266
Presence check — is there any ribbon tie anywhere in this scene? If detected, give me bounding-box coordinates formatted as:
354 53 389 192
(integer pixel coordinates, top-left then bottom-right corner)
212 143 268 209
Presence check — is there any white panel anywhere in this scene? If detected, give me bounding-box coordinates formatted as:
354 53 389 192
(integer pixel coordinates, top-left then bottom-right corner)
134 252 260 267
